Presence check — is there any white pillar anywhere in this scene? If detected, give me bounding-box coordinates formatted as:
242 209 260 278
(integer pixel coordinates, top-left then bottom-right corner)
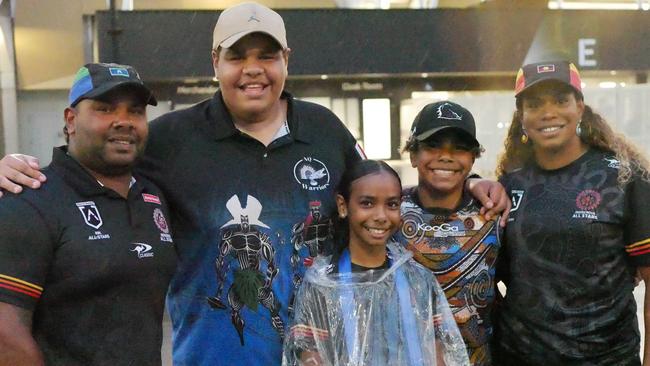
0 0 18 155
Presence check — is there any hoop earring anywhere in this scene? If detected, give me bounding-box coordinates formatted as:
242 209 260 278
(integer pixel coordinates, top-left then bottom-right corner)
576 120 583 137
520 133 529 144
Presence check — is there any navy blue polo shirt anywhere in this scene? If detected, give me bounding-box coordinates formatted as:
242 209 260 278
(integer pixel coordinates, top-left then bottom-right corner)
0 146 177 365
139 90 362 365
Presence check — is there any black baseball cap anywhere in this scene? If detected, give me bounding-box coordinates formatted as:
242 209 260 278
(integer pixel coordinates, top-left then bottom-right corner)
408 101 479 147
514 60 583 99
68 63 157 107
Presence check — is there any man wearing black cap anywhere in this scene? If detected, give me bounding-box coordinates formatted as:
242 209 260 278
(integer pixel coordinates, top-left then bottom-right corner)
395 101 502 366
0 63 176 365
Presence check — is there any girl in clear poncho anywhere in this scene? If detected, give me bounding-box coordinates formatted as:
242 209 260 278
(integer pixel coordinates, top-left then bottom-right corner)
283 160 469 366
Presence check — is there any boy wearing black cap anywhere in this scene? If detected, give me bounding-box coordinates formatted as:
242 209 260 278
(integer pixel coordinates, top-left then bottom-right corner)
0 63 176 365
395 101 501 366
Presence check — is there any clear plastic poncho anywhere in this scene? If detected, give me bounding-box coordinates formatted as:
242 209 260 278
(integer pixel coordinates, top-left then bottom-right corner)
282 242 469 366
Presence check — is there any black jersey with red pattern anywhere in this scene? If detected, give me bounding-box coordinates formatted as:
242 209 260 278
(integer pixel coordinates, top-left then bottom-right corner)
495 148 650 365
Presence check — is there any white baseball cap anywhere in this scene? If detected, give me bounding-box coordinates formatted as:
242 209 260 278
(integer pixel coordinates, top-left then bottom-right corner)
212 2 288 50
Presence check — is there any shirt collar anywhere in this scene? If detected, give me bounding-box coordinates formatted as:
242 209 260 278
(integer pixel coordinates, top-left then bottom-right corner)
210 90 311 144
51 146 144 198
95 176 137 189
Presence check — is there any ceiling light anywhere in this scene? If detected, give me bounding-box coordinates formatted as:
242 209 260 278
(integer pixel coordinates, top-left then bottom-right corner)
548 1 642 10
411 91 450 100
599 81 617 88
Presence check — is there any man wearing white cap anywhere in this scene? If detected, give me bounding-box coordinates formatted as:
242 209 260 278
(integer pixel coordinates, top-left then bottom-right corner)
138 3 365 364
0 3 362 364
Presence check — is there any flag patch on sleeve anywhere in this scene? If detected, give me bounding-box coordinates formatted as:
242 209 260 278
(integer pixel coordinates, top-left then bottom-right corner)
142 193 161 205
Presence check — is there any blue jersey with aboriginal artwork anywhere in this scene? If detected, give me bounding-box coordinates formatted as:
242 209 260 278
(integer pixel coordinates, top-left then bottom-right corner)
138 91 363 365
495 149 650 366
394 187 501 366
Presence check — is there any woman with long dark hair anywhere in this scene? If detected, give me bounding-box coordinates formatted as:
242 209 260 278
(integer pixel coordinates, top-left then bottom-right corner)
494 60 650 365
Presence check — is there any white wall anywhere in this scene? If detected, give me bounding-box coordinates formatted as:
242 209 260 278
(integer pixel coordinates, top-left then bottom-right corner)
17 91 171 165
16 91 68 164
0 2 18 155
15 83 650 170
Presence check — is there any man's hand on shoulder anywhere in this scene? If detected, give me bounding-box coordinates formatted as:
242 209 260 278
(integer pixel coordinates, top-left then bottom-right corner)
0 154 46 198
466 178 511 227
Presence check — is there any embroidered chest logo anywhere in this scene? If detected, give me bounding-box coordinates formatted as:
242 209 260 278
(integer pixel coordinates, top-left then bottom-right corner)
76 201 103 229
572 189 601 220
131 243 154 258
76 201 111 240
153 208 173 243
603 157 620 169
510 190 525 212
293 157 330 191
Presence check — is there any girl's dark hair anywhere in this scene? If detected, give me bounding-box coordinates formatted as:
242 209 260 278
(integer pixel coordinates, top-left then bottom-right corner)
333 159 402 252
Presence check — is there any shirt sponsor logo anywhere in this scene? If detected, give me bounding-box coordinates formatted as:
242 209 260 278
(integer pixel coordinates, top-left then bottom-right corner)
402 216 465 239
153 208 173 243
76 201 103 229
293 157 330 191
510 190 525 213
142 193 161 205
418 222 458 232
131 243 154 258
572 189 601 219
